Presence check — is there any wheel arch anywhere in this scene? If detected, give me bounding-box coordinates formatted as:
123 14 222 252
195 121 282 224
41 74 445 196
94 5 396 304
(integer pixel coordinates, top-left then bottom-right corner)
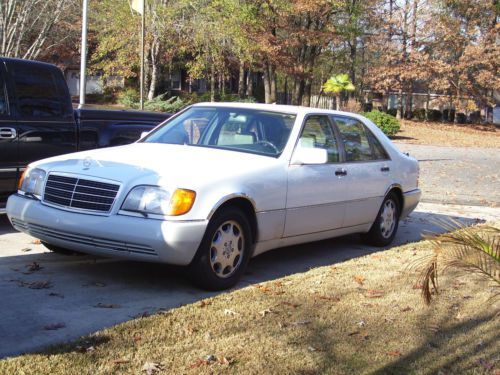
207 194 258 244
385 184 403 217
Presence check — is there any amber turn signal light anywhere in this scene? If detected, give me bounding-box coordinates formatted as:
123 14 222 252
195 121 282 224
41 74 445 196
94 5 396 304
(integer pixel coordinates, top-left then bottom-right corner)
168 189 196 216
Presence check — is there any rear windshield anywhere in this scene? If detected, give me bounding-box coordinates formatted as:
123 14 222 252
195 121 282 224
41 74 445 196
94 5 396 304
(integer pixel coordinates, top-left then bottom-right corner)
143 107 296 157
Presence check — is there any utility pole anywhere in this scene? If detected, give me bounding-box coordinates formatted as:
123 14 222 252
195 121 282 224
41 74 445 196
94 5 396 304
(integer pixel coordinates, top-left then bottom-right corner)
79 0 89 108
140 0 145 110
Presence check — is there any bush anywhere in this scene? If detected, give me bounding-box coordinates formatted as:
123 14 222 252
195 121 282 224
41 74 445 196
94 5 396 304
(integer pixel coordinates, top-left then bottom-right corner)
144 94 186 113
117 88 139 108
413 108 426 121
361 111 401 136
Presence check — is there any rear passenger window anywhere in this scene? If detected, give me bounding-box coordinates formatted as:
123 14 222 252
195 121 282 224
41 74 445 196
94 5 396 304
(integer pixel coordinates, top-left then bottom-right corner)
0 71 7 115
332 116 388 162
11 63 62 117
299 115 339 162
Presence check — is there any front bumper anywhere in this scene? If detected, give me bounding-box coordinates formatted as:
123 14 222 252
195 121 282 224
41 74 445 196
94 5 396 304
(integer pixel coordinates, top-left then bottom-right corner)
401 188 422 219
6 194 208 266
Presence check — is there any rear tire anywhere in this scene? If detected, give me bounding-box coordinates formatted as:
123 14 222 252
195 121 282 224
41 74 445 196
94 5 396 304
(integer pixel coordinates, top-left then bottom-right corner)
188 207 252 291
42 241 83 255
361 192 400 247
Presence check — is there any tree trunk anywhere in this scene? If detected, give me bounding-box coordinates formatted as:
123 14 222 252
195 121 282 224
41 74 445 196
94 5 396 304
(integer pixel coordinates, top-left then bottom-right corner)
292 78 304 106
147 38 161 101
302 78 312 107
425 89 430 121
246 70 253 97
270 66 277 103
238 62 245 98
210 64 215 102
396 89 403 120
263 67 271 104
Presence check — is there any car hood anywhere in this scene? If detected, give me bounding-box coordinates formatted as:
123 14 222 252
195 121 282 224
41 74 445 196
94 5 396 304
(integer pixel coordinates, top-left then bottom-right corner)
31 143 279 190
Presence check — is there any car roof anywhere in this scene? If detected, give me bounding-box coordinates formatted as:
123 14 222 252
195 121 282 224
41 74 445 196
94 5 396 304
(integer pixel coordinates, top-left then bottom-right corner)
191 102 364 119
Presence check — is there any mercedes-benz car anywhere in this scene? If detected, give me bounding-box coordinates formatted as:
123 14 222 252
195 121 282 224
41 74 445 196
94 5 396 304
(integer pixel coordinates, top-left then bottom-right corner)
6 103 421 290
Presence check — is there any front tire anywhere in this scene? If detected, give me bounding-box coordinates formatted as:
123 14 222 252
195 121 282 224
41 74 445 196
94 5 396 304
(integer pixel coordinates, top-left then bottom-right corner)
188 207 252 291
362 192 400 247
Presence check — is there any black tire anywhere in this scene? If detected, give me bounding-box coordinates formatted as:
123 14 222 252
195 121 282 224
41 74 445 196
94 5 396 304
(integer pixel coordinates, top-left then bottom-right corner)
42 241 83 255
188 207 253 291
361 192 400 247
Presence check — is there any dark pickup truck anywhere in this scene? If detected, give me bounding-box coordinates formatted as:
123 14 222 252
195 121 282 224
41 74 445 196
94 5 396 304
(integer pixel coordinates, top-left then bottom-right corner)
0 57 170 212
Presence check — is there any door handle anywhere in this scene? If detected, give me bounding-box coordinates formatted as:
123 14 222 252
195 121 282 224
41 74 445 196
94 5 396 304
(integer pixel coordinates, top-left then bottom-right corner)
0 127 17 139
381 166 390 172
335 168 347 176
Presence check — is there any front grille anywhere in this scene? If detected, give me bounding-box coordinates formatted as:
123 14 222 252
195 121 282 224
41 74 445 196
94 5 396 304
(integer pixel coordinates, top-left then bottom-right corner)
10 218 157 257
43 174 120 213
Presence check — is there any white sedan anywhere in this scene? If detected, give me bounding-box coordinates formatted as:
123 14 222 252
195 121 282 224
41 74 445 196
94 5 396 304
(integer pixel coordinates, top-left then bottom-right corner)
7 103 421 290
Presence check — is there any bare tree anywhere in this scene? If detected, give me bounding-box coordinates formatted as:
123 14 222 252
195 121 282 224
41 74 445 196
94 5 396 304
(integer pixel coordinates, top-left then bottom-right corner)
0 0 71 59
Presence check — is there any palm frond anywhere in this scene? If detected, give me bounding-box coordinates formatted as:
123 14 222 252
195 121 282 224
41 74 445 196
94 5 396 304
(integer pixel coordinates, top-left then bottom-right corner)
416 220 500 305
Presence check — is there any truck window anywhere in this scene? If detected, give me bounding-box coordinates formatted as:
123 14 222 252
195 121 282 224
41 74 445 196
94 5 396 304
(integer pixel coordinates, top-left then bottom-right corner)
11 63 62 118
0 71 7 115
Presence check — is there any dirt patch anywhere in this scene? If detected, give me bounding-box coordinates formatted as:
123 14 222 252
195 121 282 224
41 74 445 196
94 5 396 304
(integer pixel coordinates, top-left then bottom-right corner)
393 121 500 148
1 223 498 375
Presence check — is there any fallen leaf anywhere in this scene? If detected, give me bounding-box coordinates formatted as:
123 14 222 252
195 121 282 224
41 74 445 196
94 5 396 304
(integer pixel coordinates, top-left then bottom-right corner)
292 320 311 326
348 331 360 336
26 262 42 273
133 311 150 319
95 303 121 309
354 275 365 285
199 300 211 308
318 295 341 302
48 292 64 298
476 358 494 370
253 284 272 293
401 306 413 312
365 290 385 298
84 281 106 288
308 346 319 352
31 239 41 245
282 301 300 308
44 322 66 330
386 351 402 357
259 308 272 317
112 359 130 365
26 281 52 289
21 248 32 252
142 361 162 374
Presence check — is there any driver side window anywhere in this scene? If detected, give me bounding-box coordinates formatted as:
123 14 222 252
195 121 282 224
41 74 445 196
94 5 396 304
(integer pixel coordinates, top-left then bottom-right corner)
299 115 339 163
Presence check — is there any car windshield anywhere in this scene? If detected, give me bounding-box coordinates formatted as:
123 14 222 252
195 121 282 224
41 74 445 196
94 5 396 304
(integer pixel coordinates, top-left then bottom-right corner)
142 106 296 157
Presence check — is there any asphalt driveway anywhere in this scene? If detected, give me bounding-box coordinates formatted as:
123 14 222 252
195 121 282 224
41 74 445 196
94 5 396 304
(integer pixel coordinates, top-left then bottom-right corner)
1 142 499 359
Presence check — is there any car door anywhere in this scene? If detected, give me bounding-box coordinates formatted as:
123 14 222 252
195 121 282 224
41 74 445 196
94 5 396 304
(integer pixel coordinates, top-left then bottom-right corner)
6 60 76 170
330 115 392 227
0 62 18 208
284 115 346 237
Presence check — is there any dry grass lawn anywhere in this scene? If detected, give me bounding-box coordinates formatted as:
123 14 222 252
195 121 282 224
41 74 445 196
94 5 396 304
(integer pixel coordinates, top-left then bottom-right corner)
394 120 500 148
1 224 499 375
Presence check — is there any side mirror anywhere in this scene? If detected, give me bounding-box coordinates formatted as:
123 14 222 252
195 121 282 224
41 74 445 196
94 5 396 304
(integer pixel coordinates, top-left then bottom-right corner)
291 144 328 165
140 131 150 139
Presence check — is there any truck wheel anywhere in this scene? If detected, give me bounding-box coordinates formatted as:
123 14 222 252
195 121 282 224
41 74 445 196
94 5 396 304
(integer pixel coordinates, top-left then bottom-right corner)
188 207 252 291
361 192 400 247
42 241 82 255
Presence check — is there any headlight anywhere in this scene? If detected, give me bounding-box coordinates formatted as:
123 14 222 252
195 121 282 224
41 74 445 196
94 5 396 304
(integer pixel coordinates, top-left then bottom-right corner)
121 186 196 216
18 168 46 198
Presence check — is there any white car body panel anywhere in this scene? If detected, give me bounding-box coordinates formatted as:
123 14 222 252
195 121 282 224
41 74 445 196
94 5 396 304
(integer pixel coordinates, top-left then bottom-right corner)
7 103 421 266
